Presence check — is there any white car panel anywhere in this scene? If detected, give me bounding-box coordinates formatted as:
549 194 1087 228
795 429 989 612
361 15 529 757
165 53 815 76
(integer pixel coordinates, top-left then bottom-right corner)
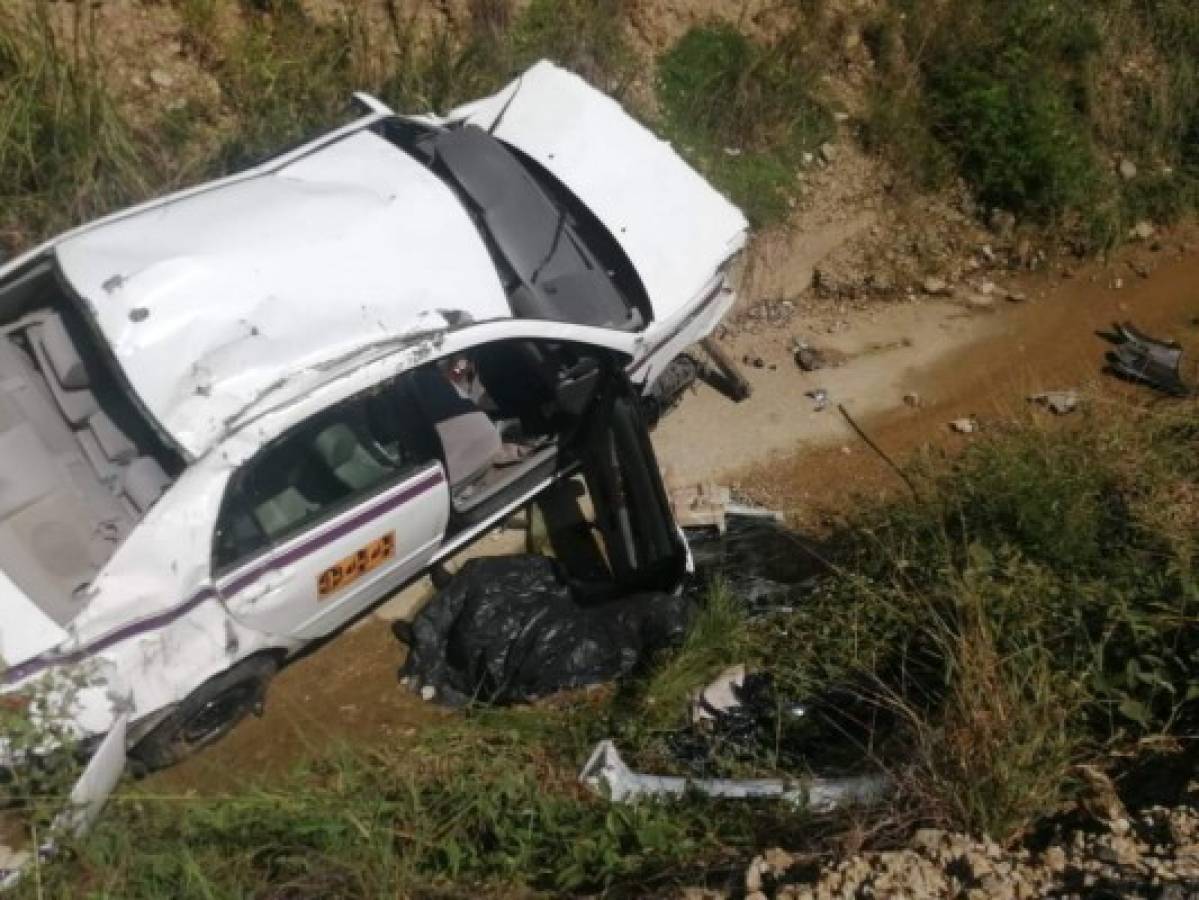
218 464 450 640
451 62 749 326
55 130 510 459
0 569 68 668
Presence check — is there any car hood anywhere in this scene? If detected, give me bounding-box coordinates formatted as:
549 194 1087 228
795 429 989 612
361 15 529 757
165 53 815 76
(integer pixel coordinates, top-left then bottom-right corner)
449 62 748 325
0 570 67 671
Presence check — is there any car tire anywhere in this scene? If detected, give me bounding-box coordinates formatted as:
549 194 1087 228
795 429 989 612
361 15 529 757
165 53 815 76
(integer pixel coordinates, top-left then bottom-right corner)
131 655 277 772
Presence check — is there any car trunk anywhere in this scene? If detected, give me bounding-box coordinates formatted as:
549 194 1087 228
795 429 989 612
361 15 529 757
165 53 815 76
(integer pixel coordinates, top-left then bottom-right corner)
0 257 180 634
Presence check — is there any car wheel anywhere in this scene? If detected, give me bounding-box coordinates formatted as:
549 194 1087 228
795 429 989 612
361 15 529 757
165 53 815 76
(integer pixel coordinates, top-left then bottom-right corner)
131 655 277 772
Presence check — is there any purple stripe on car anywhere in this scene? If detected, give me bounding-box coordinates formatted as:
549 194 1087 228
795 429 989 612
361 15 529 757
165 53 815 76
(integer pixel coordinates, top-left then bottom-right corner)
3 467 445 686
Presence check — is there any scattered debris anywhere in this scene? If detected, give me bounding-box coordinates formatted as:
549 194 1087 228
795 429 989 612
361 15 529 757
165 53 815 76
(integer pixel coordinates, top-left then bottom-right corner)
805 388 829 412
579 740 889 812
949 417 979 434
963 291 996 311
742 354 766 369
395 556 695 706
685 515 823 616
690 664 749 725
1006 289 1028 303
1101 321 1191 397
1029 390 1081 415
903 391 922 409
668 483 783 534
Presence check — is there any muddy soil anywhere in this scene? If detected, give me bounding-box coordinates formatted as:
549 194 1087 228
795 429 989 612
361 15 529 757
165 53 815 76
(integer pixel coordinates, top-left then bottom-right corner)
152 229 1198 794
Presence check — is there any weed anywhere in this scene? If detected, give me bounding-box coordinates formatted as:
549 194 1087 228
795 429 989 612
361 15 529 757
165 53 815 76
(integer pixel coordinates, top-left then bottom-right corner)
24 713 742 897
657 24 832 226
759 401 1198 836
0 2 165 249
633 581 752 730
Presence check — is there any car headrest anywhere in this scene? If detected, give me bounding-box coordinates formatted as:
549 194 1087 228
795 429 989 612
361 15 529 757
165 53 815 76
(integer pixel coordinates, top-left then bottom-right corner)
40 312 89 390
313 423 358 469
124 456 170 513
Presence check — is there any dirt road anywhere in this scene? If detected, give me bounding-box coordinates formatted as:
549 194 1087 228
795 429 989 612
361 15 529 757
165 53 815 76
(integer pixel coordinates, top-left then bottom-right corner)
155 231 1198 793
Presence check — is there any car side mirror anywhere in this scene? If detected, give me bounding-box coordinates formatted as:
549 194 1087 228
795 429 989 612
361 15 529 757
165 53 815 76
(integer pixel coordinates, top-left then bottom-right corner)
557 358 601 416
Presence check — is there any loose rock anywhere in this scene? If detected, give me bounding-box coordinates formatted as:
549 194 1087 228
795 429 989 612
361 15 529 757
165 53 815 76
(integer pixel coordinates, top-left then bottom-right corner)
922 276 953 296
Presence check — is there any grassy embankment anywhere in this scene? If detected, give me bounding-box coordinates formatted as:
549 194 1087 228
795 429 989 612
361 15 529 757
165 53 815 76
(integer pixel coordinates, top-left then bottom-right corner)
1 0 1196 895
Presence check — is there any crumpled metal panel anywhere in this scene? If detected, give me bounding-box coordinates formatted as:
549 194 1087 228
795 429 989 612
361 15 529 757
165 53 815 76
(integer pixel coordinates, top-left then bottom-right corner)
54 130 510 458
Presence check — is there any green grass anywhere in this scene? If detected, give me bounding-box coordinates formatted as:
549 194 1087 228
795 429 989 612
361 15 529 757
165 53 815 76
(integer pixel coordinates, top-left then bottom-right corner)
759 401 1199 835
10 398 1198 893
0 0 635 254
22 710 752 898
864 0 1199 244
0 2 171 250
656 23 833 227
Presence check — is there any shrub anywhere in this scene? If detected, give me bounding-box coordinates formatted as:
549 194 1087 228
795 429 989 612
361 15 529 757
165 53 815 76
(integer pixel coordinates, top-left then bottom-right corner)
759 402 1199 836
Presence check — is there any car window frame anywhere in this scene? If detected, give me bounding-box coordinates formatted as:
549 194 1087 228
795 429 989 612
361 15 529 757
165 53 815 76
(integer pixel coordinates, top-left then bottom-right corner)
211 376 442 576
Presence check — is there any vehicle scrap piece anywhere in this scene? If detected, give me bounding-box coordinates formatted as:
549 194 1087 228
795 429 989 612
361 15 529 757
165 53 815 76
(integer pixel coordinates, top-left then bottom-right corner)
1029 390 1080 415
395 555 695 707
668 482 783 534
579 740 889 813
1101 321 1190 396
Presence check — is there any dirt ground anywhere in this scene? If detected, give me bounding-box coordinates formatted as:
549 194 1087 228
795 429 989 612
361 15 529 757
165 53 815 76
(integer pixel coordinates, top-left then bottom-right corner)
152 226 1199 795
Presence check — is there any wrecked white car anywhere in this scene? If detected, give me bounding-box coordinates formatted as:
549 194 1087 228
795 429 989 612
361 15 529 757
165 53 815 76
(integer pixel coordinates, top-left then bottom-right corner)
0 61 746 778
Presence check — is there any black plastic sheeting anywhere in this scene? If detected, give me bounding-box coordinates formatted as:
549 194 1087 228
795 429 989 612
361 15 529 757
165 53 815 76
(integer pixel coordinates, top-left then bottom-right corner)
684 515 827 616
396 555 696 707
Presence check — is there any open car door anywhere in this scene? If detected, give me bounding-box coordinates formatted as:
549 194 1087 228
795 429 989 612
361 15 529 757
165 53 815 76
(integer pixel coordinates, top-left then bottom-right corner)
577 369 687 592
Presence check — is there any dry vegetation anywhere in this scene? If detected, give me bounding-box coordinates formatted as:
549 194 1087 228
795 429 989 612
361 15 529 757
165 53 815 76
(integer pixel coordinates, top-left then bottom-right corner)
1 0 1197 896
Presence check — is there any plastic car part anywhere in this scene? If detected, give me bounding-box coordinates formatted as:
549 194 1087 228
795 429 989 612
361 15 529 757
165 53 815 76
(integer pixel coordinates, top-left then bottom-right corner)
1101 321 1190 396
579 739 889 813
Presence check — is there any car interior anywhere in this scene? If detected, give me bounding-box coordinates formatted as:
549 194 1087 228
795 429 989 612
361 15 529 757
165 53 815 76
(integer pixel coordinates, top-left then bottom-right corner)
212 338 590 571
0 260 182 625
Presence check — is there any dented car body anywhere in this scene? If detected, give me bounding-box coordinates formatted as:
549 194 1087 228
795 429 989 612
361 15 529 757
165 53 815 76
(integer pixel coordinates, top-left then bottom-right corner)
0 62 746 777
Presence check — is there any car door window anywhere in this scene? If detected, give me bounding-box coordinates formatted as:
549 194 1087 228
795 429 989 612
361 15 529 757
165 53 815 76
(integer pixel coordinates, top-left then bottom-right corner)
214 382 436 571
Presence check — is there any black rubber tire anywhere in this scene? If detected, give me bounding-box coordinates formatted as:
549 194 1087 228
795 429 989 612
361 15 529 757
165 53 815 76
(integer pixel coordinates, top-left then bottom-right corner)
131 655 277 773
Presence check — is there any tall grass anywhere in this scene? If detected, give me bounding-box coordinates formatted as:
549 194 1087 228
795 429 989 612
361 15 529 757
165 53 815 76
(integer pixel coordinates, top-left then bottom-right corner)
0 2 169 250
656 23 833 226
0 0 634 255
760 401 1199 835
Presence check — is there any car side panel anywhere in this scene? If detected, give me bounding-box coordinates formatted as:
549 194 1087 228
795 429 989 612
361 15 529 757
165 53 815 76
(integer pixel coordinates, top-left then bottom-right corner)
216 464 449 640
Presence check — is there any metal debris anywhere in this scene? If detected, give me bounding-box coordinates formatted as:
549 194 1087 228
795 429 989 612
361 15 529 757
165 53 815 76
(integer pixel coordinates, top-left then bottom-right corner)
806 388 829 412
579 740 889 813
1101 321 1190 397
668 483 784 534
949 417 979 434
1029 390 1080 415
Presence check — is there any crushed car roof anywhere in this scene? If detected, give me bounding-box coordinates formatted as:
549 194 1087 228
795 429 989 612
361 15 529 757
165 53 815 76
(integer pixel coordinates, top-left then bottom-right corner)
54 129 511 458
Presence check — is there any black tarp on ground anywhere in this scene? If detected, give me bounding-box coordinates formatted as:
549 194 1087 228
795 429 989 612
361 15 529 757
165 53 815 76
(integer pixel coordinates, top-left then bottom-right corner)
396 555 696 706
